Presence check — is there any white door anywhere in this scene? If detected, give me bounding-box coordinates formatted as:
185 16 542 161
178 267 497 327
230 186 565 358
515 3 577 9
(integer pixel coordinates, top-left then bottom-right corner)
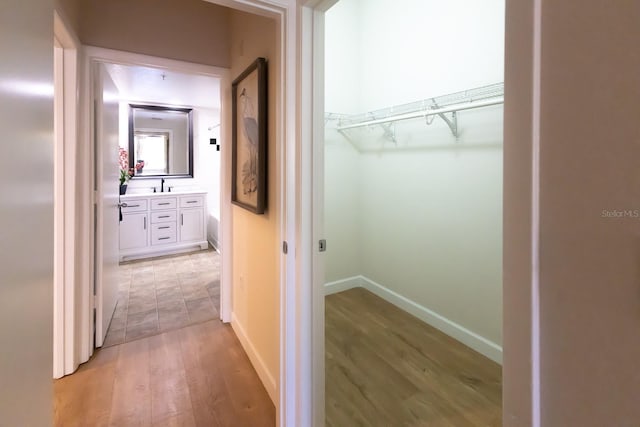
95 63 120 347
180 208 204 242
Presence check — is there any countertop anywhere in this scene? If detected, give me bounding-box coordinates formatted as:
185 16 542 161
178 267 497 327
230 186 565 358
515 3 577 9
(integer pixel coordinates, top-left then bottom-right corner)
120 189 206 200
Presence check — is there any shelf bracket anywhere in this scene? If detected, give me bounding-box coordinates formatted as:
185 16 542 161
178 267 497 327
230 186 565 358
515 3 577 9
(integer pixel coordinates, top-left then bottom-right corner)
431 110 458 139
425 101 459 139
379 122 397 144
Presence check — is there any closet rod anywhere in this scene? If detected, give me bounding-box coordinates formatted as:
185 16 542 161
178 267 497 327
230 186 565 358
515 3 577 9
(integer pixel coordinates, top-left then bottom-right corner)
337 97 504 131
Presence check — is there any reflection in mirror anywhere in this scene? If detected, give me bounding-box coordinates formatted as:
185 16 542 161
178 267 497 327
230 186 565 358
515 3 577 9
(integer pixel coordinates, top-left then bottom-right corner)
128 104 193 178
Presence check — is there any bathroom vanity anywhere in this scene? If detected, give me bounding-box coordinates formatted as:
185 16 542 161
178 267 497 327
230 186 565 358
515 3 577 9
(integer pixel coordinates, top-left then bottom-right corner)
119 190 207 261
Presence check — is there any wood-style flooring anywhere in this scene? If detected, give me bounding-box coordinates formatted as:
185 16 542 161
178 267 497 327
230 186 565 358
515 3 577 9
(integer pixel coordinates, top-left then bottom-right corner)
54 320 275 427
325 287 502 427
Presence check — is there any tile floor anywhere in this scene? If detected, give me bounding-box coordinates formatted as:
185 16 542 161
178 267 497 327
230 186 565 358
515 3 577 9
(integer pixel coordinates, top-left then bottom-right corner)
103 249 220 347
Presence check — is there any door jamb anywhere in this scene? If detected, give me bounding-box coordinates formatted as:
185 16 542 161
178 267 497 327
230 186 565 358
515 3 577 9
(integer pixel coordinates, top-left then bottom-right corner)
80 47 230 361
300 2 340 425
301 1 541 426
53 10 81 378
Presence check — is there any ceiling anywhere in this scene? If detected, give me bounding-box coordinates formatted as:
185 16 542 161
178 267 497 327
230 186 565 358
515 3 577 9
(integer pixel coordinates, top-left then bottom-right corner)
104 63 220 109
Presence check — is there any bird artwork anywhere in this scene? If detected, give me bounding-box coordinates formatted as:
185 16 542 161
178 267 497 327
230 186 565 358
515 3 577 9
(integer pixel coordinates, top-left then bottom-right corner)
239 87 259 196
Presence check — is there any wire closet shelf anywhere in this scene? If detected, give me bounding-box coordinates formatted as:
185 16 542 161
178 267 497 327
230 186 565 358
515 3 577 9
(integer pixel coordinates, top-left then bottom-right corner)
331 82 504 139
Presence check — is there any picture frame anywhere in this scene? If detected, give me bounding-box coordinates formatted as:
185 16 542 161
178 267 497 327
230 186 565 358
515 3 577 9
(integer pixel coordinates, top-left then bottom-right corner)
231 57 268 214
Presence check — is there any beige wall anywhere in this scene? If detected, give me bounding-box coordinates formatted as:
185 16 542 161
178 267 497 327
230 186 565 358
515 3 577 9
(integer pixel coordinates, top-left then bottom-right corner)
79 0 231 67
0 0 54 424
503 0 534 424
538 1 640 425
55 0 81 32
229 10 280 401
504 0 640 425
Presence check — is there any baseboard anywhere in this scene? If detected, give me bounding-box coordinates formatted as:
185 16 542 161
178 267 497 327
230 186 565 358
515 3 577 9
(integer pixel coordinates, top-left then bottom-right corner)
230 313 277 404
207 237 220 253
359 276 503 364
119 241 208 262
324 275 503 364
324 276 362 295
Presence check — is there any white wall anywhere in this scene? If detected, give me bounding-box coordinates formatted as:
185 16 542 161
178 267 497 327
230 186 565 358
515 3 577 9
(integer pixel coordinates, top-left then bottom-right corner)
324 0 362 115
325 0 504 351
195 109 222 248
324 0 363 283
324 127 362 282
359 0 505 110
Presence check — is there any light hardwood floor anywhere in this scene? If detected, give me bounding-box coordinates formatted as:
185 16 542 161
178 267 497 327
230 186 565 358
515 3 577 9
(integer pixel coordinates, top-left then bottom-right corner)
54 320 275 427
325 287 502 427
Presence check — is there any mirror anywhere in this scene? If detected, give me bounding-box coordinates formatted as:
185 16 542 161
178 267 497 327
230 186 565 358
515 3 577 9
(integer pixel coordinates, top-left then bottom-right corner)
128 104 193 178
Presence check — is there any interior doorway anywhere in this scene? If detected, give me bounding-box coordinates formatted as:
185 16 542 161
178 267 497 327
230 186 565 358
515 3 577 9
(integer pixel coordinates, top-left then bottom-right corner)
315 0 505 424
83 47 231 359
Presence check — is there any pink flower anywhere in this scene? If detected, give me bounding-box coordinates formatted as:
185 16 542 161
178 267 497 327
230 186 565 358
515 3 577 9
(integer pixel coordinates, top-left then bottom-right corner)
118 147 129 171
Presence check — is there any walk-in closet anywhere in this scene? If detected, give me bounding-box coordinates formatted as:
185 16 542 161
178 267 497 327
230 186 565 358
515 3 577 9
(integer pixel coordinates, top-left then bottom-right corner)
323 0 504 424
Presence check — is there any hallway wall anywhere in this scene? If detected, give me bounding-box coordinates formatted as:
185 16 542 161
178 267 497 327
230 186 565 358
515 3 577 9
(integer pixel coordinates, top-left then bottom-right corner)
79 0 231 68
229 10 280 403
0 0 54 424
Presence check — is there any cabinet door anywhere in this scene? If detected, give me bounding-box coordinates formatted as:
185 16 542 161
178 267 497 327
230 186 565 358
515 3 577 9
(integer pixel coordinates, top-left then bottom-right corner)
180 208 204 242
119 213 148 250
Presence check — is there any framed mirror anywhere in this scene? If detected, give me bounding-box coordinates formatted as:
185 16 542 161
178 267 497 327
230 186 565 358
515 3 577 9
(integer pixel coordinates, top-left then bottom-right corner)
128 104 194 178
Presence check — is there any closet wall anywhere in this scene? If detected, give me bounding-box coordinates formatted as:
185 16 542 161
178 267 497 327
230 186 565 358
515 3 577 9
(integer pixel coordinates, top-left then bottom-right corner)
325 0 505 356
324 0 362 282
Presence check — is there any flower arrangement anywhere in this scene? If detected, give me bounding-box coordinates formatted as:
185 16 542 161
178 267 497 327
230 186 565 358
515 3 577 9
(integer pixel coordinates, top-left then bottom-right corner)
119 148 145 185
118 147 130 185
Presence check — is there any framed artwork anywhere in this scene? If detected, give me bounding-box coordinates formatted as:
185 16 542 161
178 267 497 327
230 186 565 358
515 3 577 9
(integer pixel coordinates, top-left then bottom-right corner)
231 57 268 214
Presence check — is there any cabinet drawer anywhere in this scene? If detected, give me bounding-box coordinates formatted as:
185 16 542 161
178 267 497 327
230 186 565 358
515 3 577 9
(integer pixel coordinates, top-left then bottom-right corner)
180 196 203 208
151 223 177 245
151 211 177 223
121 199 147 213
151 197 177 210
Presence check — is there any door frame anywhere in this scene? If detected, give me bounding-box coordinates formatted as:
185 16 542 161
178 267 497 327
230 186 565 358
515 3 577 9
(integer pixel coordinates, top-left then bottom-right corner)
53 10 81 379
80 47 230 359
300 2 339 426
301 0 542 426
205 1 316 424
76 0 309 423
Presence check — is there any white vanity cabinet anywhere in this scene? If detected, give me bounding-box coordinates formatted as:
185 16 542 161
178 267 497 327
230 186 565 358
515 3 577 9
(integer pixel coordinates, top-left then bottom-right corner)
179 195 204 242
119 199 148 250
119 212 148 250
119 191 208 261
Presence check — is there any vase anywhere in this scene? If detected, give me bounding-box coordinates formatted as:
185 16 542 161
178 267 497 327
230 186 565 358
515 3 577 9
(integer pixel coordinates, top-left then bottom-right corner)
119 184 127 195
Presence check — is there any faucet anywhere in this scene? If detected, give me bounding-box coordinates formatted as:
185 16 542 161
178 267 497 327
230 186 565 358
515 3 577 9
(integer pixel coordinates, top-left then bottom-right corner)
161 178 165 193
